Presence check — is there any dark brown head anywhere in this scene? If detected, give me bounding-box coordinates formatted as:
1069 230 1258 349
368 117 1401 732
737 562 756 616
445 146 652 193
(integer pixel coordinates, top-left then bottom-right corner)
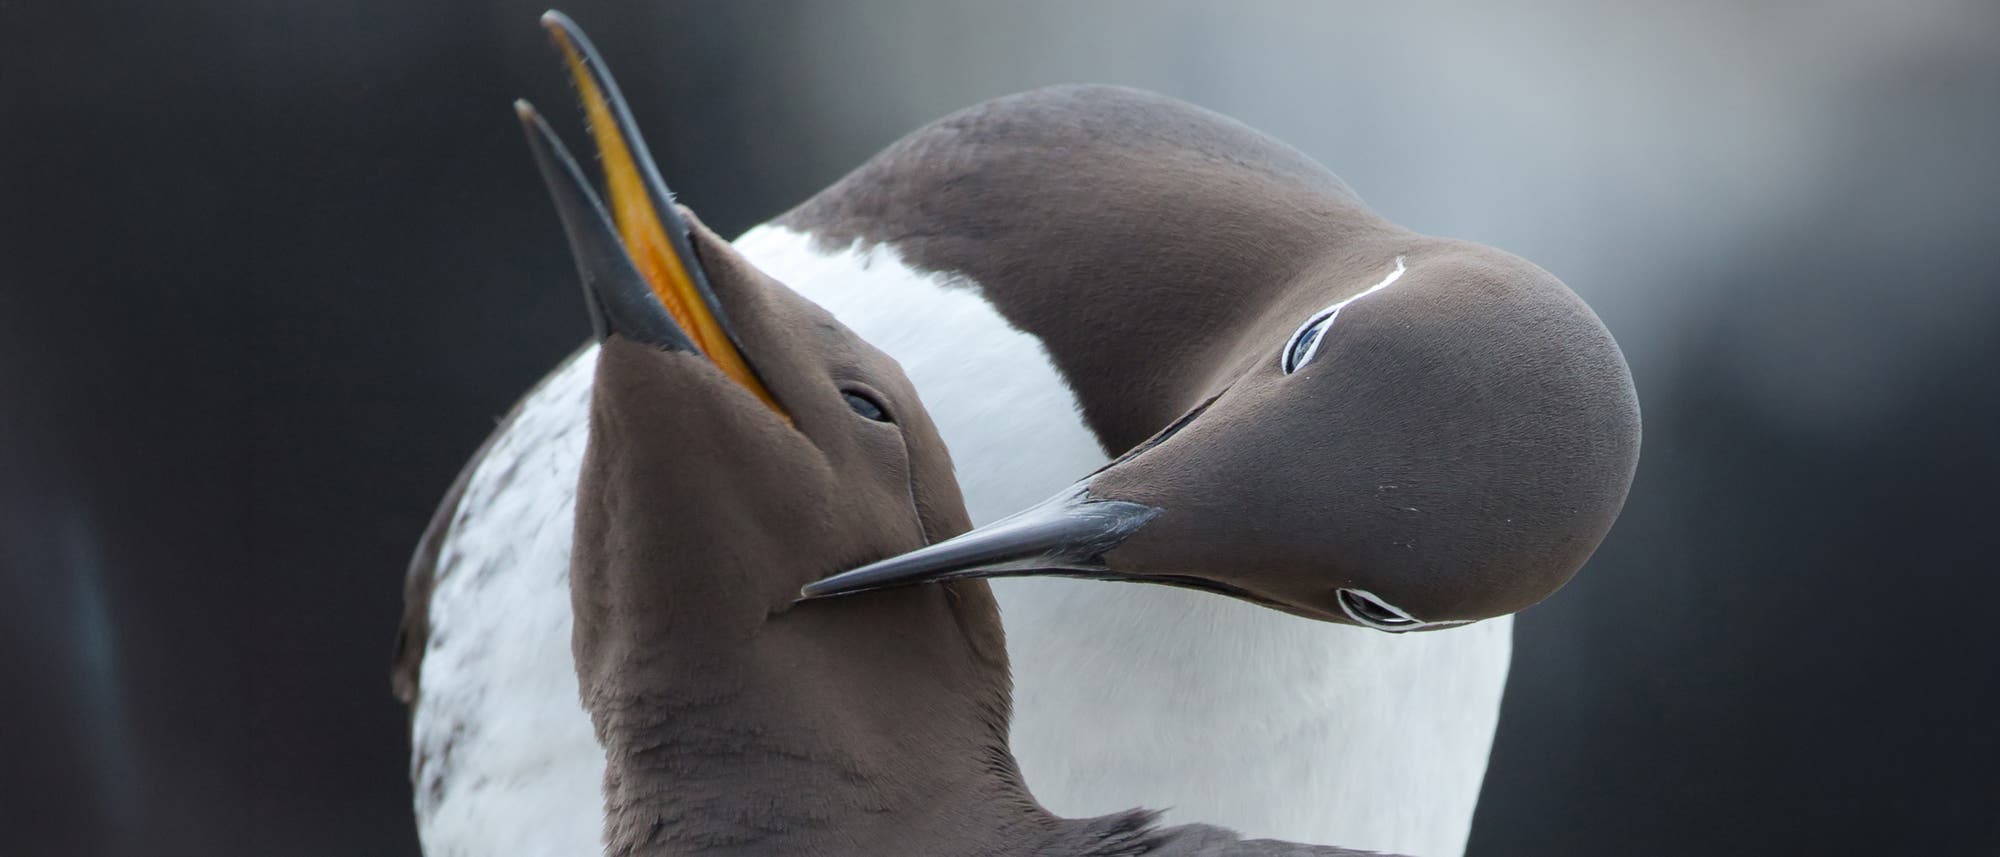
1082 243 1643 627
797 85 1642 630
515 14 971 614
564 217 975 662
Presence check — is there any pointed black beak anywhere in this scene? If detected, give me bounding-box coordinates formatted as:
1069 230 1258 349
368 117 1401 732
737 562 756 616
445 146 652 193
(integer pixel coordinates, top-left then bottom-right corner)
514 11 788 417
516 100 695 352
799 484 1162 599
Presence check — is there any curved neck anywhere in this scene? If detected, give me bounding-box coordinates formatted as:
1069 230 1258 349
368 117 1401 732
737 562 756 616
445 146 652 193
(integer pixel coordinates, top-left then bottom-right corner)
780 84 1404 451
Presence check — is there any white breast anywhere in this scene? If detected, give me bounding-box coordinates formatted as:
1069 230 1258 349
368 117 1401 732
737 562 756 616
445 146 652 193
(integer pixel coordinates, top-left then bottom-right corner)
411 347 602 857
411 226 1510 857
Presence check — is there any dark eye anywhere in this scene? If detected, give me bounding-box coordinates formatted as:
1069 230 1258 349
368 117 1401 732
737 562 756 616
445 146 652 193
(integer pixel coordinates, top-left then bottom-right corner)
1336 588 1419 631
1282 311 1337 374
841 390 891 422
1281 256 1409 375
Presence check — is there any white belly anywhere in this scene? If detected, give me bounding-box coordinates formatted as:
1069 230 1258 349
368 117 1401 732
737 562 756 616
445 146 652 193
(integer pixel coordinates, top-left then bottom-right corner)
412 226 1510 857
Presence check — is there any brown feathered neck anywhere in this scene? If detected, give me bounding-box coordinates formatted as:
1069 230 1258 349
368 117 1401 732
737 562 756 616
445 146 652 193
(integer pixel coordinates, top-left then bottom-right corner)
568 340 1157 856
571 337 1395 857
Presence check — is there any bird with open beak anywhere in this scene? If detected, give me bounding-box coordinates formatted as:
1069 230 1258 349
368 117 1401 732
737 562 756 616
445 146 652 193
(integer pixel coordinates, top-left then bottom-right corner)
397 11 1638 856
511 25 1401 854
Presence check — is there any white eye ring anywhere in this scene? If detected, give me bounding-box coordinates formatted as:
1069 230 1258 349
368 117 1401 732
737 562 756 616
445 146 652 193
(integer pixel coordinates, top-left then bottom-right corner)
1336 588 1421 630
1280 256 1407 374
1336 587 1476 633
1281 308 1340 374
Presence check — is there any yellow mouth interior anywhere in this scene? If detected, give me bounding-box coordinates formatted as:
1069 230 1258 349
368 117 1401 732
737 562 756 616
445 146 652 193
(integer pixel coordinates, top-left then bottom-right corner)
550 28 784 417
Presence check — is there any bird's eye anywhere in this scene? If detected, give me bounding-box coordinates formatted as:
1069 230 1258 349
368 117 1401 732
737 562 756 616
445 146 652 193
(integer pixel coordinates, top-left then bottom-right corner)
1337 588 1420 631
841 390 891 422
1281 256 1409 375
1281 310 1339 374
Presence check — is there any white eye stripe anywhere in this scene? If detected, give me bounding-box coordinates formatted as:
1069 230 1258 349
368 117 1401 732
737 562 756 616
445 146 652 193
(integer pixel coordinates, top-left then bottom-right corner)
1280 256 1407 374
1335 586 1473 633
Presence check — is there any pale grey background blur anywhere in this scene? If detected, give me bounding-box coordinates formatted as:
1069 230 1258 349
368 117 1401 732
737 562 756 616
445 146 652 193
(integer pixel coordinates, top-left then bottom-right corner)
4 1 1995 854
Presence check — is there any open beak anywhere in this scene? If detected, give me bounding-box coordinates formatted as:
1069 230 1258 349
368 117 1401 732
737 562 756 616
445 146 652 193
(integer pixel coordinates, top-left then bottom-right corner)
799 483 1162 599
516 10 784 418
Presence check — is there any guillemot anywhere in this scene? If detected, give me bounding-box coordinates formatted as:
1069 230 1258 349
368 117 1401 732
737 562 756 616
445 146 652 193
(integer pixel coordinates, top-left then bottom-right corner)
529 84 1394 854
797 87 1639 628
774 85 1639 856
394 12 1639 857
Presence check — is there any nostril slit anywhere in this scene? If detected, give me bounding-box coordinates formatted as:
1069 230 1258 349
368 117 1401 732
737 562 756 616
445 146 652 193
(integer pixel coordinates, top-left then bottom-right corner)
1338 588 1418 629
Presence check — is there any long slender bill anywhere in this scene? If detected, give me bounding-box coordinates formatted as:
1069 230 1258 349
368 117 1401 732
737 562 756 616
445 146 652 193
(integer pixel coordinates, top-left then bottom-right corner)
517 100 694 352
800 484 1162 598
539 9 784 416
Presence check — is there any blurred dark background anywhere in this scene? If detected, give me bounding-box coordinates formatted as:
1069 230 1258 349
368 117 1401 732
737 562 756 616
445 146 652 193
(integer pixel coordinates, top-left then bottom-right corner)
4 1 1996 854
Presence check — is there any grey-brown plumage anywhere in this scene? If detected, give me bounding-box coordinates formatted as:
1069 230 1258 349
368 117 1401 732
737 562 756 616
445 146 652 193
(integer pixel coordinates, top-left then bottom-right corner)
792 84 1641 628
780 84 1370 453
564 189 1391 855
